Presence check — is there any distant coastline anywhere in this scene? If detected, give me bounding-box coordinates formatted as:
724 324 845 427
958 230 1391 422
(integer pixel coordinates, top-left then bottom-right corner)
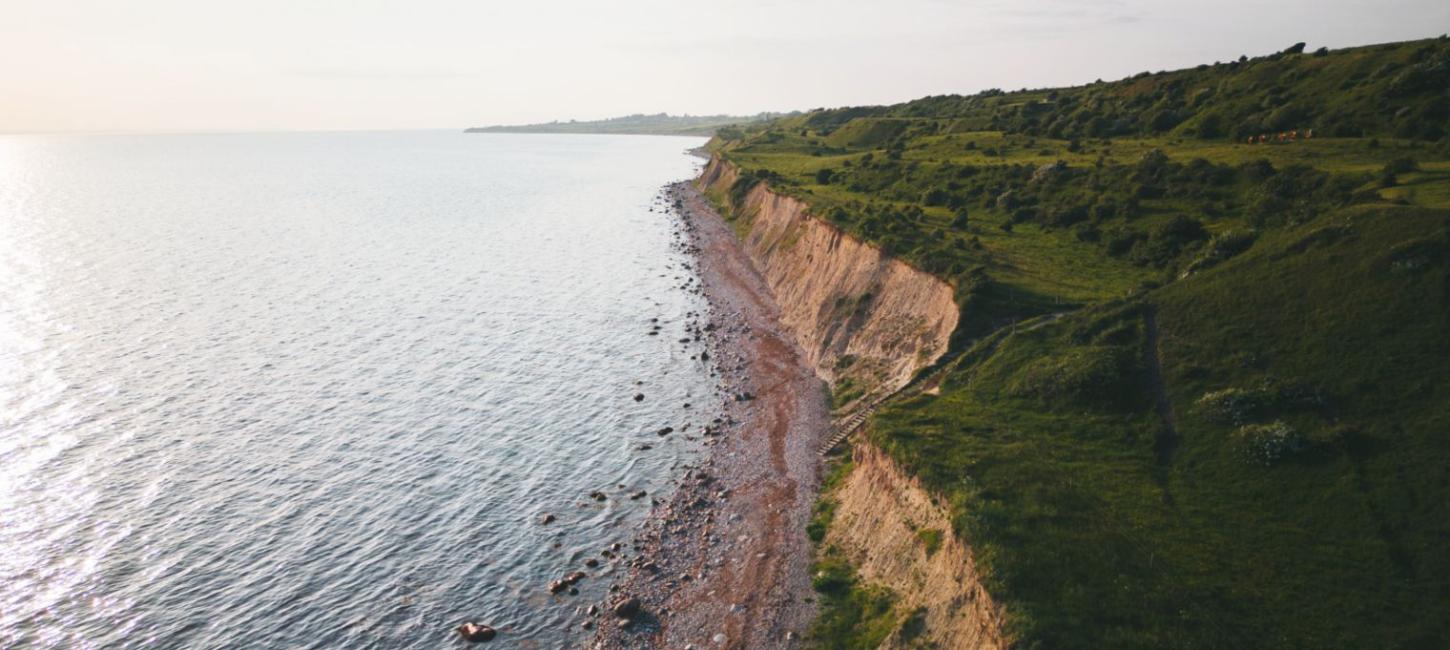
464 112 792 137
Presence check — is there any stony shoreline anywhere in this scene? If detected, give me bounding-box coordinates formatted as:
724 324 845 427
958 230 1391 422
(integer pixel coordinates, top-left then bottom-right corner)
583 180 828 649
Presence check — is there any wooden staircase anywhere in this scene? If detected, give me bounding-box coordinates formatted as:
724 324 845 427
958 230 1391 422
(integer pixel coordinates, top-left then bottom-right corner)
817 363 952 455
817 400 883 455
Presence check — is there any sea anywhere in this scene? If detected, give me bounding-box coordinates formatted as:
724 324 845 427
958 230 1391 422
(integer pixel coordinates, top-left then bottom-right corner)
0 130 716 648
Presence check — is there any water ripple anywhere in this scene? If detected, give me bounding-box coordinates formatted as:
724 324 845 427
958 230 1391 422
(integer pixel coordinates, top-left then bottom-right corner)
0 131 711 648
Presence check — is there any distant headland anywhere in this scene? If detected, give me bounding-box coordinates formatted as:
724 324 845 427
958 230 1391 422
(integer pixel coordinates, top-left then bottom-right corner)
464 112 793 137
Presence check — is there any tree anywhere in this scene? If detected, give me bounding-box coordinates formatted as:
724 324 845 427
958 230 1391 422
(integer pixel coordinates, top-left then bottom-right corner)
1283 42 1307 55
921 188 950 206
1384 158 1420 175
815 168 835 185
1197 112 1225 139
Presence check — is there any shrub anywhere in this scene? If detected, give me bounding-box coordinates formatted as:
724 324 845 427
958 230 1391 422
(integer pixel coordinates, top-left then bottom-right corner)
1207 229 1258 257
1181 229 1257 275
1234 420 1301 465
1197 387 1267 425
921 188 950 206
1131 215 1208 267
812 554 854 593
808 498 838 543
1105 228 1143 257
950 209 970 229
1383 157 1420 175
1090 199 1120 221
995 190 1018 209
1008 346 1140 409
916 528 944 556
728 174 760 206
1041 204 1089 228
809 551 899 648
1197 112 1225 138
1239 159 1277 183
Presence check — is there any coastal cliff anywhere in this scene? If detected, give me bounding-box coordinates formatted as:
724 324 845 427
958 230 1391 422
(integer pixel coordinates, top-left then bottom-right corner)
695 154 1006 647
826 444 1008 649
687 37 1450 648
696 155 957 400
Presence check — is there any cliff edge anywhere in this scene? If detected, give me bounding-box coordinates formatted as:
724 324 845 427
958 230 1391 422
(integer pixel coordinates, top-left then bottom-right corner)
696 155 958 402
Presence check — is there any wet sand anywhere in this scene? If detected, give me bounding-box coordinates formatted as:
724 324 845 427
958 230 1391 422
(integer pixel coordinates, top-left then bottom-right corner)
588 181 826 649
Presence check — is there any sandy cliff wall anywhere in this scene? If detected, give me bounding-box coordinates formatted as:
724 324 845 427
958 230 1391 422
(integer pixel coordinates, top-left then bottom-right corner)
696 154 1004 647
696 155 958 397
827 444 1009 649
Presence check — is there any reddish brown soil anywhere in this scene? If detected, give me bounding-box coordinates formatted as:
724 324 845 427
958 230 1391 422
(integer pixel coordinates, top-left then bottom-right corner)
588 181 826 649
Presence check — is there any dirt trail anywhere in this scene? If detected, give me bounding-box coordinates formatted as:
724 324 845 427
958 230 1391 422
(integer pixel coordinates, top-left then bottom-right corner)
1143 306 1179 466
590 182 826 649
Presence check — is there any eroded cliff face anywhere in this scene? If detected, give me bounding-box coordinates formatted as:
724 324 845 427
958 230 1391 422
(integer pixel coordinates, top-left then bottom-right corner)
696 155 957 399
827 444 1009 650
696 155 1004 648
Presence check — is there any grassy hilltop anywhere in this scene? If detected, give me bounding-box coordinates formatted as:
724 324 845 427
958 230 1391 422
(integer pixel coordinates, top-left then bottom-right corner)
705 37 1450 648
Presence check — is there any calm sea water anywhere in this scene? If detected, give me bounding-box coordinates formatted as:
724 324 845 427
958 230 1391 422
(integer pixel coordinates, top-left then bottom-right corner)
0 131 715 648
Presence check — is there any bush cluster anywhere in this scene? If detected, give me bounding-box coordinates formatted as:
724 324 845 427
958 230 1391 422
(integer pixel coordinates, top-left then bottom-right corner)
1233 420 1301 465
1197 387 1268 425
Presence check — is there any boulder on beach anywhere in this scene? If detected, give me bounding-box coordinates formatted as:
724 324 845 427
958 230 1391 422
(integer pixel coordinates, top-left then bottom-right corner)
612 596 642 619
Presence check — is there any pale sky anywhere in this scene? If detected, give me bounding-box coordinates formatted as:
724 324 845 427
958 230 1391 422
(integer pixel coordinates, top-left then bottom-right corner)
2 0 1446 133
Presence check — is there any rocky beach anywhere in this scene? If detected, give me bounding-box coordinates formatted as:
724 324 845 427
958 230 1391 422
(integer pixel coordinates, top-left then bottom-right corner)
584 179 828 649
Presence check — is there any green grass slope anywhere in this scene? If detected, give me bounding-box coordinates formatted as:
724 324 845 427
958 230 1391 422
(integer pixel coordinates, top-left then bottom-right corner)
872 205 1448 648
717 36 1450 648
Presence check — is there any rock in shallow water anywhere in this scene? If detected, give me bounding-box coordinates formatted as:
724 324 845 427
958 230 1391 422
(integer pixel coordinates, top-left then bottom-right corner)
455 622 496 642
